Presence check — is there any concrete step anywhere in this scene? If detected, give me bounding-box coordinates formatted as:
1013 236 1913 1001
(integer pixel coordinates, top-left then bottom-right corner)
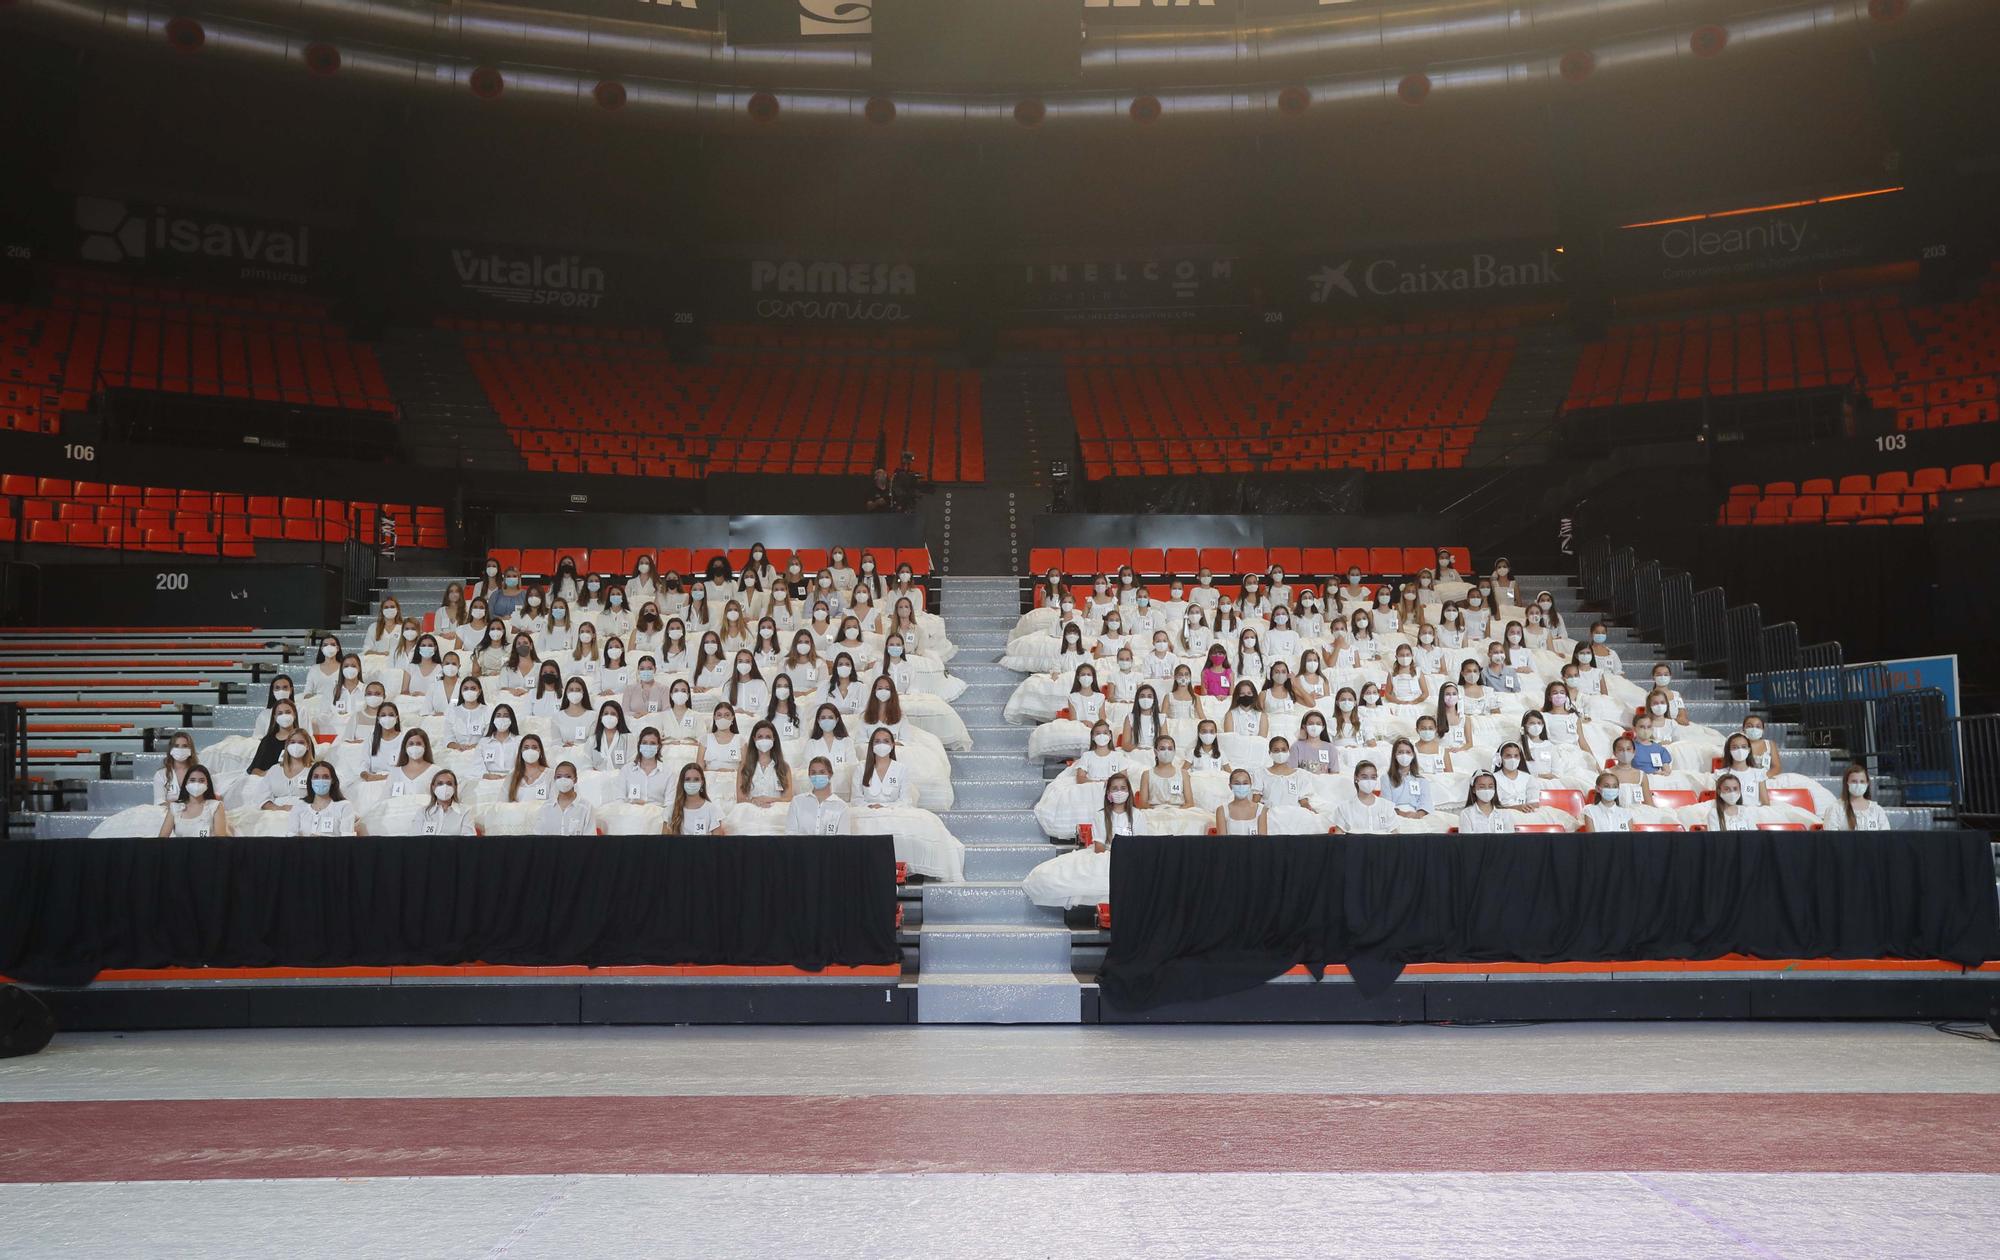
948 753 1049 786
34 812 109 838
921 882 1066 926
953 780 1048 810
919 924 1074 973
915 973 1081 1024
943 810 1057 844
964 843 1070 881
959 726 1032 754
87 779 154 810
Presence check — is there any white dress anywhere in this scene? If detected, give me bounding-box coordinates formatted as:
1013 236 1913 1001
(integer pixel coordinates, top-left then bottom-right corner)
536 798 596 836
1820 798 1891 831
417 804 476 836
1582 801 1632 832
288 798 357 836
166 800 223 837
1331 795 1398 834
1021 811 1143 909
1456 806 1515 834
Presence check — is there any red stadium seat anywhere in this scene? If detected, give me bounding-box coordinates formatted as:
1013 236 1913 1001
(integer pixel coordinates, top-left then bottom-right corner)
1063 547 1096 574
1233 548 1267 574
1633 823 1685 832
1368 546 1403 576
1163 547 1197 574
1766 787 1817 813
1515 823 1568 833
657 548 691 574
1302 547 1335 576
1198 547 1233 573
1268 547 1302 573
519 548 556 576
1028 548 1062 574
1401 546 1432 574
1335 547 1369 574
897 548 932 576
1131 547 1165 575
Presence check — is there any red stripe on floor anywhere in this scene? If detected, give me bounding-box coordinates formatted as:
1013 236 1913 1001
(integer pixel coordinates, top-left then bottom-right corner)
4 1093 1996 1182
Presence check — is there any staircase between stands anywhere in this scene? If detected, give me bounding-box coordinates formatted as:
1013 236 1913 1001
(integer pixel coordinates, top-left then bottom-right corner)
918 576 1082 1022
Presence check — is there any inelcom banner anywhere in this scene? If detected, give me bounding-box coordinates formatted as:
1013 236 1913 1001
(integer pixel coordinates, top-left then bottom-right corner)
70 195 335 289
481 0 719 27
997 255 1249 323
1295 240 1564 309
1604 192 1911 291
407 239 693 323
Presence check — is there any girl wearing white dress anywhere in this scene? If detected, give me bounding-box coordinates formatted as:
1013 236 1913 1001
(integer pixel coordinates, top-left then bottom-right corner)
505 736 553 804
159 762 230 837
1332 761 1401 834
629 606 666 660
1822 763 1891 831
1411 718 1456 778
719 601 754 653
361 597 406 656
621 732 675 805
288 763 360 836
764 675 805 741
879 635 917 697
1121 685 1165 753
658 620 693 675
1190 721 1226 772
1706 773 1764 832
537 762 597 836
726 651 770 718
666 767 727 836
476 704 523 781
1580 773 1632 833
752 617 785 671
1222 681 1266 738
1215 768 1269 835
446 679 493 750
498 635 540 699
327 655 368 725
525 663 565 720
404 633 449 711
805 705 858 771
655 681 704 746
691 633 729 694
551 678 596 748
595 635 632 698
825 654 868 717
784 632 826 696
1138 739 1196 813
1262 664 1302 716
385 729 439 801
418 771 476 835
1066 663 1107 726
626 557 663 612
737 720 796 809
1166 667 1207 725
1492 742 1542 812
1719 734 1769 805
260 733 317 810
153 730 199 804
436 583 469 634
1179 607 1214 659
1071 722 1125 784
1457 772 1515 834
1741 714 1785 776
1383 739 1432 823
303 634 344 701
698 704 746 774
1386 647 1431 708
590 701 632 773
1258 737 1321 821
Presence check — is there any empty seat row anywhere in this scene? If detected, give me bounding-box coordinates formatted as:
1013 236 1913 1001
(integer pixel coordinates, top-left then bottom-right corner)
1728 465 1994 499
1025 545 1470 578
1 475 445 555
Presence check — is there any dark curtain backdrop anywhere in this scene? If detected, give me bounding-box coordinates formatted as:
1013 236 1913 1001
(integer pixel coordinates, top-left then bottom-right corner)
0 834 899 986
1097 831 2000 1011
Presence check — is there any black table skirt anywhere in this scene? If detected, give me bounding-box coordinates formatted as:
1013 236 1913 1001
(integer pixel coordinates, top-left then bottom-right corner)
0 834 900 986
1099 831 2000 1010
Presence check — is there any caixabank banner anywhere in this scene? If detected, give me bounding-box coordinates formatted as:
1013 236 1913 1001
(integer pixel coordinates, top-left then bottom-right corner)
1295 239 1565 309
70 195 336 288
408 239 693 323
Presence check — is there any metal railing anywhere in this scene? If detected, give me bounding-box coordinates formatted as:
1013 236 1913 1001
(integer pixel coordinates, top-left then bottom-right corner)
1950 714 2000 828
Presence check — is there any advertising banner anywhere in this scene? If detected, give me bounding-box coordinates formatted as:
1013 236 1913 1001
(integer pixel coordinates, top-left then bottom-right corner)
406 239 692 322
719 258 947 323
729 0 872 43
1084 0 1236 25
998 254 1248 323
70 195 336 289
1604 192 1910 290
1295 239 1564 309
484 0 719 28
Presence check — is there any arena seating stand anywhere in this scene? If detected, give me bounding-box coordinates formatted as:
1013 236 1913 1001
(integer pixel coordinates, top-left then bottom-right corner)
1566 281 2000 430
1024 545 1470 582
0 475 445 555
1065 331 1512 479
1717 464 1996 526
0 272 395 433
454 322 984 481
483 544 932 581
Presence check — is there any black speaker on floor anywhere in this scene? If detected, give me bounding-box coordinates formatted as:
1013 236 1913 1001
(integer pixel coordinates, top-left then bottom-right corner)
0 984 55 1059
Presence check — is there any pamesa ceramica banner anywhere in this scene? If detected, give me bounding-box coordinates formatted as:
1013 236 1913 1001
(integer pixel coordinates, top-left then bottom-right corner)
998 254 1249 323
1297 240 1564 309
722 259 945 323
71 195 335 288
410 239 691 322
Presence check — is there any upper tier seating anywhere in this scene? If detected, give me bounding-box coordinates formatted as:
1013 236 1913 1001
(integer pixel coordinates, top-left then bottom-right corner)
0 475 444 554
1566 282 2000 429
458 329 984 481
1717 464 1996 526
0 273 395 433
1066 336 1512 480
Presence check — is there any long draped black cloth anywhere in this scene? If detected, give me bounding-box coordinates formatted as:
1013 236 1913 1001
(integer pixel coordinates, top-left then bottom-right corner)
1098 831 2000 1010
0 834 900 986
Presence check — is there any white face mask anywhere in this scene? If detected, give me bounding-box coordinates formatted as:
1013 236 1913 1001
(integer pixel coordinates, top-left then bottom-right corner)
435 784 456 803
287 742 308 759
1719 789 1741 805
837 665 854 679
521 748 541 765
1395 752 1414 767
579 633 595 645
736 662 752 676
1137 697 1154 710
401 628 418 642
684 779 706 795
1107 789 1130 804
1357 778 1378 793
1156 750 1174 764
1093 733 1112 747
1269 752 1288 766
568 692 588 706
669 628 685 641
755 737 775 752
726 610 741 622
873 743 894 757
342 667 359 681
1847 780 1868 796
1337 700 1356 712
600 713 619 729
1502 756 1520 770
1655 675 1672 688
1730 747 1749 761
462 690 482 705
875 689 892 702
554 777 576 794
186 780 208 798
378 716 398 731
274 712 296 728
1526 724 1544 737
671 690 691 706
1650 703 1668 716
1475 787 1496 803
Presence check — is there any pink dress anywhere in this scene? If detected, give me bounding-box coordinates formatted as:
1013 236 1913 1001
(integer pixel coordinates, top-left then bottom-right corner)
1200 666 1234 698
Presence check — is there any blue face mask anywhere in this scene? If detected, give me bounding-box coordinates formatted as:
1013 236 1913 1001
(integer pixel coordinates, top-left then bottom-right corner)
809 774 832 791
1231 784 1253 800
1592 633 1607 644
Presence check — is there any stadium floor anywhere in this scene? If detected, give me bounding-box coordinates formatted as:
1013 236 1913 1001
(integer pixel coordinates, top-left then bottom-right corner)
4 1023 1997 1258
